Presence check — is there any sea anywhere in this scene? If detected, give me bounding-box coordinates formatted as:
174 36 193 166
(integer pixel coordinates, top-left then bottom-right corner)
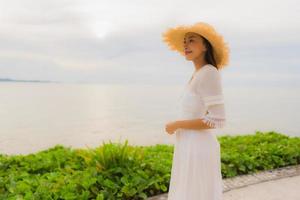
0 82 299 155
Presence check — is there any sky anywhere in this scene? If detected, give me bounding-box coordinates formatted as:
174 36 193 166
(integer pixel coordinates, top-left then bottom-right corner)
0 0 299 87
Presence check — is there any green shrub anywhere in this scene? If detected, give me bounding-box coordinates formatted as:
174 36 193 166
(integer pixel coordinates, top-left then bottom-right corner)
0 131 299 199
219 131 300 177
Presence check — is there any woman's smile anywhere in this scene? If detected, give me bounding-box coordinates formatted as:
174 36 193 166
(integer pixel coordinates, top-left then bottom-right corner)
185 50 193 55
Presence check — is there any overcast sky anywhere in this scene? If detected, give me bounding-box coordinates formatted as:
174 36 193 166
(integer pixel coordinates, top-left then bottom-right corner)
0 0 299 86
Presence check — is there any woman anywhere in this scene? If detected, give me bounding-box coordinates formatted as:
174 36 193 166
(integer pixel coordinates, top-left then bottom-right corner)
161 22 230 200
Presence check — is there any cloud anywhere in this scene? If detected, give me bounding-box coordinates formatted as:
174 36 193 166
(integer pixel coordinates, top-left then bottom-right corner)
0 0 299 85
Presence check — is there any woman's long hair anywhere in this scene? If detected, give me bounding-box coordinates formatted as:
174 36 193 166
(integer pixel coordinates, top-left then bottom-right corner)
200 35 218 70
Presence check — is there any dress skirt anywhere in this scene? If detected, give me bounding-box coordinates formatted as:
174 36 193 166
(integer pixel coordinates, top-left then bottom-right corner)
167 128 223 200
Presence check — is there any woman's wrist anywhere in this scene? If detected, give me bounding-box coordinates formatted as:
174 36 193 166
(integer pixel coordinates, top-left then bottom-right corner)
175 120 184 129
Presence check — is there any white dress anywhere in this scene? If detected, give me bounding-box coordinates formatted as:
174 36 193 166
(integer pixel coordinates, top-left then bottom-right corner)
167 64 226 200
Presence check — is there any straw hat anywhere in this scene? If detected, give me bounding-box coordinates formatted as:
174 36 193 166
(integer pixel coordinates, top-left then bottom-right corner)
162 21 230 69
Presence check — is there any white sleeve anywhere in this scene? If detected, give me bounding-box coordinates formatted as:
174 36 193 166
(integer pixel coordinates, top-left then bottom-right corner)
195 67 226 128
201 104 226 128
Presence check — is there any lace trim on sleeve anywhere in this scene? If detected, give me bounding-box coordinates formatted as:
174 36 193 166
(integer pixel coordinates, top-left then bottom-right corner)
200 115 226 128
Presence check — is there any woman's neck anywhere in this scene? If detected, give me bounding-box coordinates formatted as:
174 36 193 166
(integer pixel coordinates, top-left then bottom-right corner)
192 56 207 71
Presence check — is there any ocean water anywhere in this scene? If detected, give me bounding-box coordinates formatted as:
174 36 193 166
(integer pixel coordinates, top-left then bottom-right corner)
0 82 299 155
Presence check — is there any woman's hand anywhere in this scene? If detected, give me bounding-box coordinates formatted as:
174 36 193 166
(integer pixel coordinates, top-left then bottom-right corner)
165 121 179 135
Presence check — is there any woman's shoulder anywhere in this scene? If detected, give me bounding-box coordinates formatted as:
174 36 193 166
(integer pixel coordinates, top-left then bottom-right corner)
193 64 222 88
194 64 223 94
202 64 219 73
195 64 220 79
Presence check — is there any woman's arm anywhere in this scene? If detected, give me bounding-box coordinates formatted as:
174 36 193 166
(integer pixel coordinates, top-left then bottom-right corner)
165 117 212 135
175 103 226 130
175 118 213 130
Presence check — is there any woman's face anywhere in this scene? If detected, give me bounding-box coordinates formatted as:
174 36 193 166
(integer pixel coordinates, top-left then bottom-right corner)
183 32 207 61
